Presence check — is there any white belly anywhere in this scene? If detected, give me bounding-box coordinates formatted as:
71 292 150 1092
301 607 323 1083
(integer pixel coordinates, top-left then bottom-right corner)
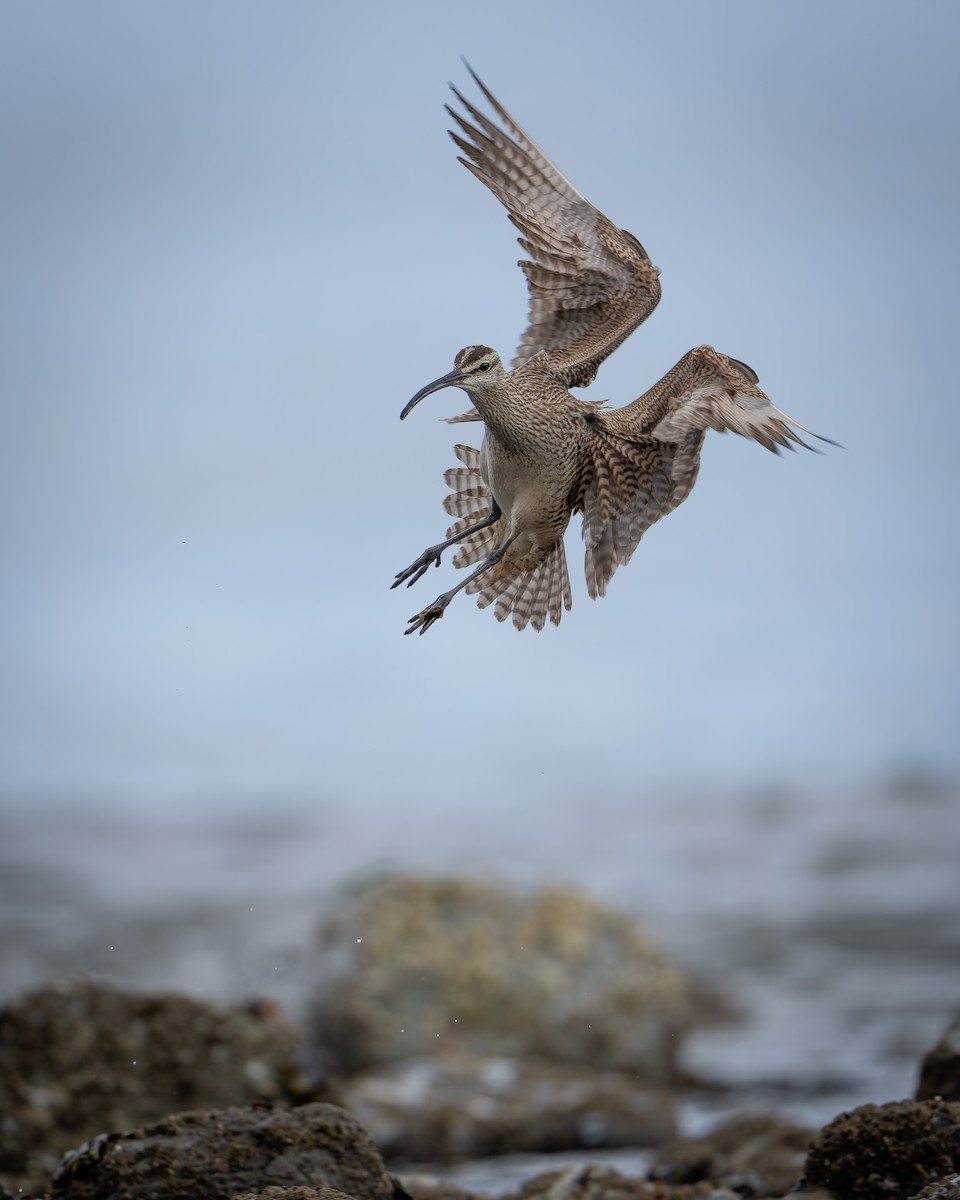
480 436 568 547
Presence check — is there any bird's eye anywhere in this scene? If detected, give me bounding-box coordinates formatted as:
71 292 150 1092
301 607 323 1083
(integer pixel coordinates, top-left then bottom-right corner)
478 361 492 372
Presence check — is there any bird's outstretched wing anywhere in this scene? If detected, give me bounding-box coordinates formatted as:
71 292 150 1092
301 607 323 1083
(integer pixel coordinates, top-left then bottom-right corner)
604 346 831 451
576 426 705 600
447 65 662 389
578 346 833 597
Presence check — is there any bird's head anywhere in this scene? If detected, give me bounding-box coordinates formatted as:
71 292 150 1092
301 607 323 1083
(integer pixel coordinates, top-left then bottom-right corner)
400 345 505 419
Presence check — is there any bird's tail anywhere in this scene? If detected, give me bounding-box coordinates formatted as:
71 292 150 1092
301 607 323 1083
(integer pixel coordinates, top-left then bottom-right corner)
472 537 572 631
443 443 505 565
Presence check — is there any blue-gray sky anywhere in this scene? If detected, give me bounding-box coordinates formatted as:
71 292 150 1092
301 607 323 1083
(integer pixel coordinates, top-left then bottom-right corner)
2 0 958 808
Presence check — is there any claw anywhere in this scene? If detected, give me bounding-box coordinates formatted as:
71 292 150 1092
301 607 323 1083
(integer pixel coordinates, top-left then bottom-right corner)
390 547 443 590
404 605 445 636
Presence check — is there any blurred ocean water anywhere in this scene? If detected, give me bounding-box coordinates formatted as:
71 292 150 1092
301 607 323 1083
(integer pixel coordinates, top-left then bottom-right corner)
2 774 957 1137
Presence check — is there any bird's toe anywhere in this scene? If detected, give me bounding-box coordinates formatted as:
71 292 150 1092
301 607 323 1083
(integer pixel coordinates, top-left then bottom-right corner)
404 604 445 635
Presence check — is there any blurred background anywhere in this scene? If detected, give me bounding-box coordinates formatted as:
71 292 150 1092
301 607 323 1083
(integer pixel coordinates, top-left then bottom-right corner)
1 0 958 1136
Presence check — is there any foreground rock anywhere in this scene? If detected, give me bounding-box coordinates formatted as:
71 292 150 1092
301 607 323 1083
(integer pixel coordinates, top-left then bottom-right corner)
341 1053 675 1161
310 877 689 1079
232 1189 364 1200
512 1163 742 1200
652 1113 813 1197
908 1176 960 1200
0 978 313 1178
52 1103 392 1200
918 1018 960 1103
800 1098 960 1199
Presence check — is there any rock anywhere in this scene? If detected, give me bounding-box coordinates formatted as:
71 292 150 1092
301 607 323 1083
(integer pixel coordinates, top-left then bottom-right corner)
918 1019 960 1102
0 978 313 1176
51 1103 393 1200
339 1053 675 1161
513 1163 742 1200
908 1175 960 1200
800 1098 960 1200
651 1113 813 1196
231 1189 363 1200
310 877 689 1079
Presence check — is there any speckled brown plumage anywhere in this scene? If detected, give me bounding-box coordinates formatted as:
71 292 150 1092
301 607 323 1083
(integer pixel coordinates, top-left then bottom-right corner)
393 66 829 634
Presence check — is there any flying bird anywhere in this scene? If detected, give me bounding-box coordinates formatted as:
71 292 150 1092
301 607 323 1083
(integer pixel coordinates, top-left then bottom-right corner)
393 65 829 635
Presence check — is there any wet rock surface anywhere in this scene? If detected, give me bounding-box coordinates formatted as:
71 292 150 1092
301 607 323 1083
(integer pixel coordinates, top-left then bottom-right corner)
918 1018 960 1103
651 1113 812 1197
5 1061 959 1200
310 877 689 1079
0 978 314 1177
231 1188 367 1200
510 1163 741 1199
800 1098 960 1200
340 1054 676 1161
2 874 958 1200
51 1103 393 1200
908 1176 960 1200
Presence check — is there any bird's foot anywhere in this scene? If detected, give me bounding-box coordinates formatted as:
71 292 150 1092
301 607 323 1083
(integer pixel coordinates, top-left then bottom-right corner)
404 596 450 636
391 545 444 590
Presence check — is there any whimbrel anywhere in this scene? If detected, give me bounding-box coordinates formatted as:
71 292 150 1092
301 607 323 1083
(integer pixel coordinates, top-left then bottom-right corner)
393 66 829 635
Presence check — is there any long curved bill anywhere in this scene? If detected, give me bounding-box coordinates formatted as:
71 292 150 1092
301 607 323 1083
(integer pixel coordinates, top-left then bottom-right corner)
400 368 464 420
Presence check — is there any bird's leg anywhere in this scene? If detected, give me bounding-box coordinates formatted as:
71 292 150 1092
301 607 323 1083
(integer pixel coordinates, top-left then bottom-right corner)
391 502 502 590
405 532 518 636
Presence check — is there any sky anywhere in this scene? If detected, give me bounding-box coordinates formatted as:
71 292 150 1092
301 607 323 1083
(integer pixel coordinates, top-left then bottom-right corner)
1 0 958 812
